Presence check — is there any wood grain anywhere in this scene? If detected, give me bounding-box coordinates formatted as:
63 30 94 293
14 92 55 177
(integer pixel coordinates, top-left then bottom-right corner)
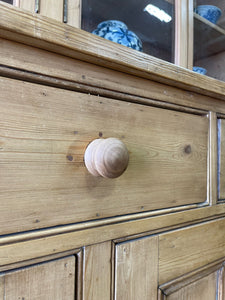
209 112 217 204
217 266 225 300
83 242 111 300
1 2 225 102
159 259 224 296
67 0 81 28
159 218 225 284
1 202 223 247
0 204 225 268
13 0 20 7
40 0 64 22
115 236 158 300
218 119 225 199
84 138 129 178
3 38 225 115
187 0 193 69
175 0 188 68
19 0 35 12
0 276 4 299
0 76 208 234
165 271 217 300
0 256 75 299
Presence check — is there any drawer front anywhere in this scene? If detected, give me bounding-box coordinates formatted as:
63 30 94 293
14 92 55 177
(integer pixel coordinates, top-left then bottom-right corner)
0 77 208 234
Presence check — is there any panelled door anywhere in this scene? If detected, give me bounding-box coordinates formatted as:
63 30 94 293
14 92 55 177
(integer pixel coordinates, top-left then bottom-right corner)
115 219 225 300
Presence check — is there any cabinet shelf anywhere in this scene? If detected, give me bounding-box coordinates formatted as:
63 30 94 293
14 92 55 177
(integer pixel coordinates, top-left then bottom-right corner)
194 12 225 61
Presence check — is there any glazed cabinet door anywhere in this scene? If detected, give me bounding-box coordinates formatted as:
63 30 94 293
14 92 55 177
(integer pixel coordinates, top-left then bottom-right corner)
0 256 76 299
193 0 225 81
1 0 190 66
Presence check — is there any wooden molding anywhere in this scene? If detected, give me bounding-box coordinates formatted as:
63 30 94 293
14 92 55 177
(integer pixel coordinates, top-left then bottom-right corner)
0 204 224 267
159 259 225 298
208 112 218 205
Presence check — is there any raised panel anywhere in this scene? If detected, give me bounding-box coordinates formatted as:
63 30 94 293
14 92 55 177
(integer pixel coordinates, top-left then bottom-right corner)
159 218 225 284
159 262 224 300
0 256 75 299
115 236 158 300
166 273 217 300
0 77 208 234
83 242 111 300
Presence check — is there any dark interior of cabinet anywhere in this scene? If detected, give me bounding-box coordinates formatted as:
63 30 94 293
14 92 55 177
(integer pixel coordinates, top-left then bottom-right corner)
1 0 13 4
82 0 175 63
194 14 225 61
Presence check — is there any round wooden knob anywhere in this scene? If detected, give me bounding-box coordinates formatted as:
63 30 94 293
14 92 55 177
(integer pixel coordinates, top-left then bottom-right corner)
84 138 129 178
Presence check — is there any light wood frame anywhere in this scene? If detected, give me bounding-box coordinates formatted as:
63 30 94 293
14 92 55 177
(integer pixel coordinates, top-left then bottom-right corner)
16 0 81 27
174 0 193 68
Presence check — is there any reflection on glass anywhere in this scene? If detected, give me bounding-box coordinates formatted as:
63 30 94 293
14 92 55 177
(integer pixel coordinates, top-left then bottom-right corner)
144 4 172 23
194 0 225 81
82 0 175 63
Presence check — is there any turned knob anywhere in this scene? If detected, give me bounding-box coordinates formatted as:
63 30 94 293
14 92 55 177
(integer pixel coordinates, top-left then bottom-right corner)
84 138 129 178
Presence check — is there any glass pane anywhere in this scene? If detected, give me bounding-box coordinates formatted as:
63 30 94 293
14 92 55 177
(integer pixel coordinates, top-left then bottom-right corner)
1 0 13 4
81 0 175 63
194 0 225 81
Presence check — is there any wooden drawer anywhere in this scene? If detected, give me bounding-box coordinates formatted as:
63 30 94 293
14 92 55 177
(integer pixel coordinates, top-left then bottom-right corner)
0 77 208 234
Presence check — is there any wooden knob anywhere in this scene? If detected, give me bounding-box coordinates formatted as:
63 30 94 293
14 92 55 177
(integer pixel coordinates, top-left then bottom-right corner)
84 138 129 178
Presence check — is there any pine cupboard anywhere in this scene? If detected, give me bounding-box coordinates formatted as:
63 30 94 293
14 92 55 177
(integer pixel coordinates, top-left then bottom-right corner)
0 2 225 299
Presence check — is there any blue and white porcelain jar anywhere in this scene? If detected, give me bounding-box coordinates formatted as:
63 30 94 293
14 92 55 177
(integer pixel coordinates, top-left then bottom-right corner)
195 5 222 24
193 66 207 75
92 20 143 52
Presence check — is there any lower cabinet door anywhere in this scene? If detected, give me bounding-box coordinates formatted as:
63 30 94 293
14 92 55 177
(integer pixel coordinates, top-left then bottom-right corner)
159 265 224 300
0 256 76 300
114 219 225 300
158 218 225 300
1 219 224 299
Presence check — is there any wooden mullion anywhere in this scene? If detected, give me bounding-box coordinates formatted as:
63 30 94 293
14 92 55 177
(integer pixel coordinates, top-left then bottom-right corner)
187 0 194 69
67 0 82 28
175 0 189 67
13 0 20 6
209 112 218 205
